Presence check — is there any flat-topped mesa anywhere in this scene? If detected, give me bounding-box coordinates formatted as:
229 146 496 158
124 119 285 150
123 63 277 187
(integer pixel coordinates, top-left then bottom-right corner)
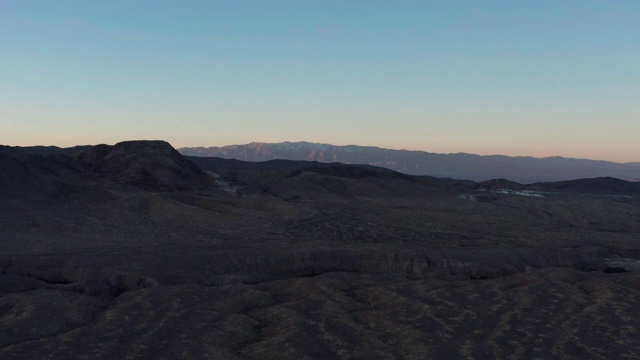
74 140 216 191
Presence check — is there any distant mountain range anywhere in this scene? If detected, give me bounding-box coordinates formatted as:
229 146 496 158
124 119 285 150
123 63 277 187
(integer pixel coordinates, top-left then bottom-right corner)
179 141 640 183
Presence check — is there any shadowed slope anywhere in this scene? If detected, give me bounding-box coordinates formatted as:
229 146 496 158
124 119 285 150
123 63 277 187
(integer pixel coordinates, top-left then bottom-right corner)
0 154 63 207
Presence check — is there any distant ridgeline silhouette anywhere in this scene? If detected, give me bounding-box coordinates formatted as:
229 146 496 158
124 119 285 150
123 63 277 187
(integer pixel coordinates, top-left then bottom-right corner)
179 141 640 183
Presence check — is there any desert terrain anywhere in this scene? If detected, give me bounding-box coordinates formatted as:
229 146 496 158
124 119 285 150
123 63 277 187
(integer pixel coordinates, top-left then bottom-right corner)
1 140 639 359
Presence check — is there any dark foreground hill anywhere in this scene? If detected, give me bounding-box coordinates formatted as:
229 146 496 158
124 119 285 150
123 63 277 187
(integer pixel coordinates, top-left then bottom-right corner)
2 140 216 195
180 141 640 183
2 141 640 359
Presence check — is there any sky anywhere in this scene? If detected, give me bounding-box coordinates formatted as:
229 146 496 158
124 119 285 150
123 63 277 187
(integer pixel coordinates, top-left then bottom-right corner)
1 1 639 162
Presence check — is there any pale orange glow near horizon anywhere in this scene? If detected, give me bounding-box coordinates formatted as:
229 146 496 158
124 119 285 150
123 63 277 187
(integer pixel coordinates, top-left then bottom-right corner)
3 135 637 164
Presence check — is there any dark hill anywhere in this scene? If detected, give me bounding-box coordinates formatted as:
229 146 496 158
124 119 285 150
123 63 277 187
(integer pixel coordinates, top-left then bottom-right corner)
186 156 329 175
73 141 216 191
528 177 640 195
245 163 451 201
186 156 334 187
287 164 404 180
187 155 459 199
0 141 217 193
478 178 524 190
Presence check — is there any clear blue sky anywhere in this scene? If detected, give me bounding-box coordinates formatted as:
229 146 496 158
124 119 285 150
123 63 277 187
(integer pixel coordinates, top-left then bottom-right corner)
1 1 639 161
